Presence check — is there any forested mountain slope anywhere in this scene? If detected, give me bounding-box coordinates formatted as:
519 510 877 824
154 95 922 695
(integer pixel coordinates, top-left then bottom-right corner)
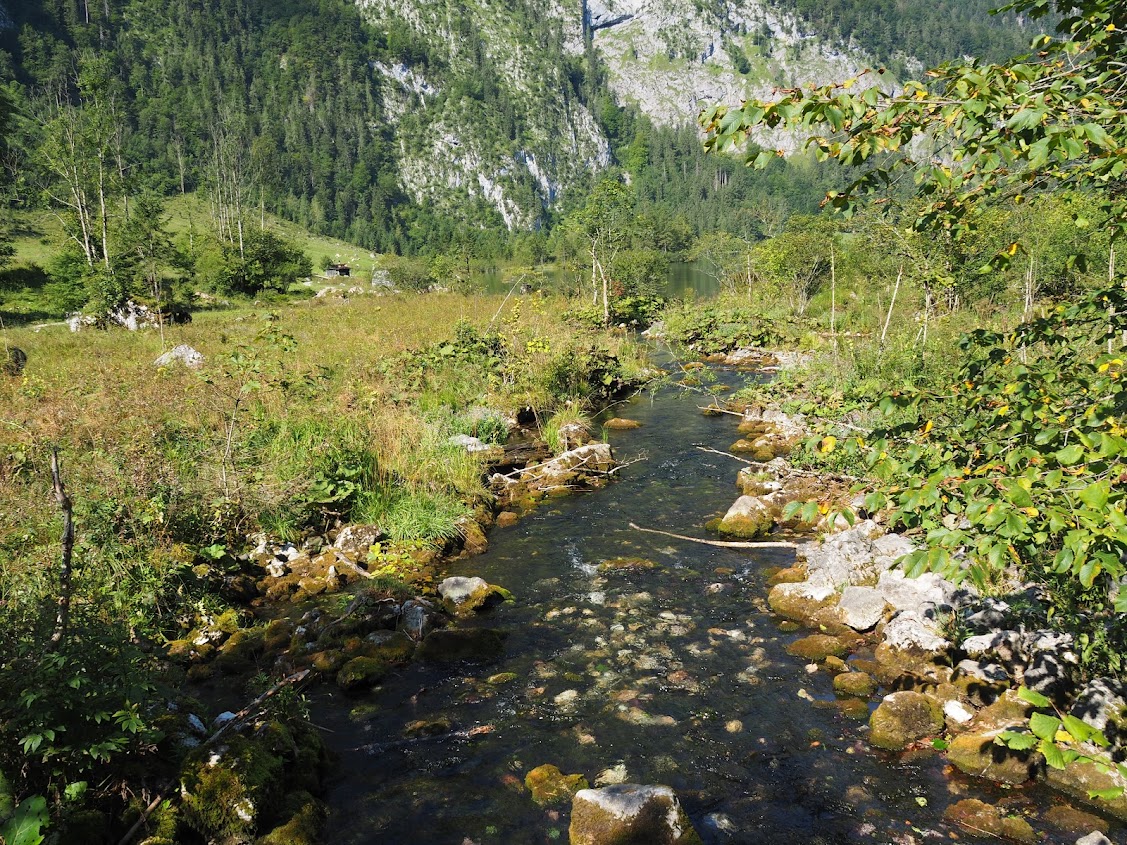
0 0 1036 250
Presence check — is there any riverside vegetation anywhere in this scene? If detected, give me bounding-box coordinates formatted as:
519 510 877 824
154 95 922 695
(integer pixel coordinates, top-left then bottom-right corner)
0 292 650 842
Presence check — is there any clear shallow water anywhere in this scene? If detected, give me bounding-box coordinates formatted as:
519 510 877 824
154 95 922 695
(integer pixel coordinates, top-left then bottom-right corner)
317 372 1114 845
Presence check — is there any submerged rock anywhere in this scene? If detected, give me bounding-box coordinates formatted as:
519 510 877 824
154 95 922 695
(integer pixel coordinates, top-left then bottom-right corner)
786 634 851 662
416 628 508 663
569 784 703 845
598 557 658 573
943 798 1035 843
1045 755 1127 822
524 764 588 806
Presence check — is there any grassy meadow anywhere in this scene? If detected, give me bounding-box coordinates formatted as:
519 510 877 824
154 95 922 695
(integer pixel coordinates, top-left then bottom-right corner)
0 291 649 628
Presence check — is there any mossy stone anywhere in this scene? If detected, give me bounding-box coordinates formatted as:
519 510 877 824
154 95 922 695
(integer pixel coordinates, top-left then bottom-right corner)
833 672 876 698
524 764 589 806
598 557 658 573
943 799 1035 843
257 791 327 845
787 634 851 662
180 735 283 842
335 656 389 691
869 691 944 750
213 627 266 673
945 731 1038 785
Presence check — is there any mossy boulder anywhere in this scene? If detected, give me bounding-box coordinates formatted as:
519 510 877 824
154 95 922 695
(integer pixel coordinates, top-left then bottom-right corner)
767 565 807 586
255 791 326 845
604 418 642 430
833 672 876 698
943 798 1035 843
438 576 509 617
717 496 774 539
335 656 390 692
945 730 1039 785
569 784 703 845
768 582 839 626
524 764 589 806
367 630 415 663
455 518 489 556
787 634 852 662
213 627 267 674
416 628 508 663
869 691 944 750
180 736 283 842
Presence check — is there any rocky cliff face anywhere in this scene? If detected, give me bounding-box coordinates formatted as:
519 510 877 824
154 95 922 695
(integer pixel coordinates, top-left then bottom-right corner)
586 0 874 150
353 0 874 227
356 0 610 230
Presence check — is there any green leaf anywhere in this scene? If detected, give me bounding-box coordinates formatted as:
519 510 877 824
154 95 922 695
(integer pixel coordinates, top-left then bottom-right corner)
1079 480 1110 510
1056 444 1085 465
1060 714 1094 743
1017 686 1052 708
1030 712 1062 742
1040 738 1067 769
1088 787 1126 801
0 796 48 845
996 730 1038 750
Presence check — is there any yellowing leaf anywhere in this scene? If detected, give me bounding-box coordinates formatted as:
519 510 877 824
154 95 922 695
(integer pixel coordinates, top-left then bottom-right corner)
820 435 838 453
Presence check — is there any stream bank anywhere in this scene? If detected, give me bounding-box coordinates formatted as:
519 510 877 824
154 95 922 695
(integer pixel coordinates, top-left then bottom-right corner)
310 356 1122 845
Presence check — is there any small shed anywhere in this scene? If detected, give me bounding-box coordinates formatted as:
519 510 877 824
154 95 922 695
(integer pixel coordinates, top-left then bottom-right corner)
325 263 351 278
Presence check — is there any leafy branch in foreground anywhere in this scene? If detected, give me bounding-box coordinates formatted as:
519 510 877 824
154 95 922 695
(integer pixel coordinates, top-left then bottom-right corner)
997 686 1127 799
701 0 1127 246
851 288 1127 608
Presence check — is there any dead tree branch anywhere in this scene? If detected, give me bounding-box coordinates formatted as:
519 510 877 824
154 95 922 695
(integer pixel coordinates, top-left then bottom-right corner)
49 448 75 645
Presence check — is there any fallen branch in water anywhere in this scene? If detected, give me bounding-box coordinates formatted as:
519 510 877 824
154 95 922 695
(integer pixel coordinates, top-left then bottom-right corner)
357 724 495 755
629 522 796 549
692 447 859 482
693 444 753 464
697 406 744 417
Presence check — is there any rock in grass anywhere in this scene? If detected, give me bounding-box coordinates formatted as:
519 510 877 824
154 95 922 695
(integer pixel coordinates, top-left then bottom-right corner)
869 691 943 750
2 346 27 376
569 784 703 845
524 764 588 806
943 798 1035 843
153 344 204 368
333 524 384 555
